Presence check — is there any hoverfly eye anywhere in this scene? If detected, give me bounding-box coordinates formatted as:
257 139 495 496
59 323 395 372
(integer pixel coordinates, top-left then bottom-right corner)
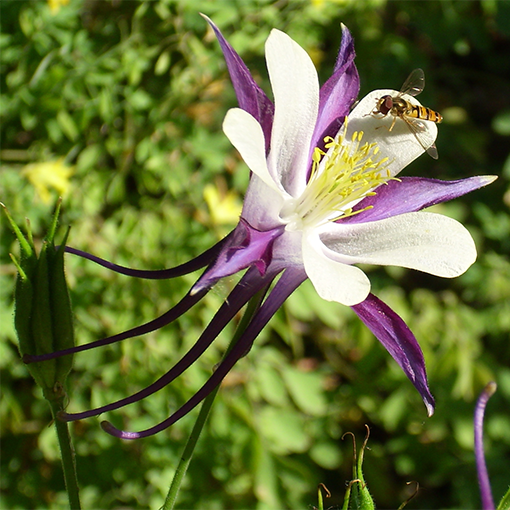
379 95 393 115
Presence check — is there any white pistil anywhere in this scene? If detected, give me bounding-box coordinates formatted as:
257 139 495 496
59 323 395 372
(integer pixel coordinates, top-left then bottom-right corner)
281 121 392 231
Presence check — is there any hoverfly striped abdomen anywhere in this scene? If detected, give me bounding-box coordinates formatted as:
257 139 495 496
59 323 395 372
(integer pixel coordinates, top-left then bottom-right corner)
407 104 443 124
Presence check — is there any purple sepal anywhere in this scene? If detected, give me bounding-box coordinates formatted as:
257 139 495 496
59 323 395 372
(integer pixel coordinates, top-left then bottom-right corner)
312 24 360 153
203 15 274 152
62 234 231 279
100 266 306 439
59 265 275 422
342 176 495 224
193 219 284 293
351 293 435 416
474 381 497 510
24 284 208 363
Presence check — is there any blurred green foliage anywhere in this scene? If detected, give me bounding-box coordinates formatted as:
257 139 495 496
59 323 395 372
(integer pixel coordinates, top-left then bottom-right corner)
1 0 509 509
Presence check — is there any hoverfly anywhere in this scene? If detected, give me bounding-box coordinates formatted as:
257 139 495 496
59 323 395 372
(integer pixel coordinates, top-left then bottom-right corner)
371 68 442 159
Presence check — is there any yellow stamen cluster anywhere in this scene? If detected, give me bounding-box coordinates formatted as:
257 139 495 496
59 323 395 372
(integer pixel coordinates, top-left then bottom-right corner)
281 121 392 231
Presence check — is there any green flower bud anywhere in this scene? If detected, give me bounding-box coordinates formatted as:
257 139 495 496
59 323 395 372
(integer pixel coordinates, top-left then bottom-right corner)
3 200 74 401
342 427 375 510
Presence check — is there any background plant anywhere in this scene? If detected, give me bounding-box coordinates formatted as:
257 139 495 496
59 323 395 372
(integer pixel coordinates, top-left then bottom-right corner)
1 0 509 508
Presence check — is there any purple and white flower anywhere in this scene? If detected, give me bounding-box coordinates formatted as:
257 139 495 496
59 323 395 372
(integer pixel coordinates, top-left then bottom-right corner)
26 17 495 438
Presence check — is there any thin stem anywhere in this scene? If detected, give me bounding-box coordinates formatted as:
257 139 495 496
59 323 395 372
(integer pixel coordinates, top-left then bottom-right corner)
162 383 220 510
162 288 267 510
49 397 81 510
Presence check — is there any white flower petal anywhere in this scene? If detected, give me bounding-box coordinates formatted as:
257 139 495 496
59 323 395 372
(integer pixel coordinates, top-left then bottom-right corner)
241 174 286 230
302 231 371 306
347 89 438 177
266 29 319 197
319 212 477 278
223 108 281 193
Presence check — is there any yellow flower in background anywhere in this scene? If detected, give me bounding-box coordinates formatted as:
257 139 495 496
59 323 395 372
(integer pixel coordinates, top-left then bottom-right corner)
22 158 73 203
203 183 242 226
47 0 70 14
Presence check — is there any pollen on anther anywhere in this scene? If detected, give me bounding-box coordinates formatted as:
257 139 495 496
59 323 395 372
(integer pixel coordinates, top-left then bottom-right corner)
286 119 395 230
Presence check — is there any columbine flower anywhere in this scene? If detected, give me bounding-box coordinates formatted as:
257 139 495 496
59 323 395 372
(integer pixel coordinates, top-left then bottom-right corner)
25 17 495 439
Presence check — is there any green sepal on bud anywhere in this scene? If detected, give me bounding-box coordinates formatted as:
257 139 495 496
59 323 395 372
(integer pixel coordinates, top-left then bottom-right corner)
315 483 331 510
497 486 510 510
2 200 74 401
315 427 420 510
341 426 375 510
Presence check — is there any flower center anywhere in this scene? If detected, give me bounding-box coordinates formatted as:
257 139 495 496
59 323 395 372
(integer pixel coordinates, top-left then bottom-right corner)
280 120 393 231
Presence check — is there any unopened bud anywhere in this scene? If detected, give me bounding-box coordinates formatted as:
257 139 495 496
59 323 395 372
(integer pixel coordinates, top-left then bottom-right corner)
3 200 74 401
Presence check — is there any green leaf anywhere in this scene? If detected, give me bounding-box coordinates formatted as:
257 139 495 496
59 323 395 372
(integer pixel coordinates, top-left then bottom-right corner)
281 365 327 416
255 362 289 407
57 110 79 142
492 109 510 136
253 437 282 508
257 407 309 454
310 441 343 470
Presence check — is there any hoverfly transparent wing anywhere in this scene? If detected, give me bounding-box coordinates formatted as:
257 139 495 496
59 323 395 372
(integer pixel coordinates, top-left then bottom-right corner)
402 117 439 159
399 68 425 97
424 141 439 159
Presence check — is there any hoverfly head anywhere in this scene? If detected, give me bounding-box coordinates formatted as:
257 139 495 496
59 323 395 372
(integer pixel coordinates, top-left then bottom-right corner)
377 95 393 115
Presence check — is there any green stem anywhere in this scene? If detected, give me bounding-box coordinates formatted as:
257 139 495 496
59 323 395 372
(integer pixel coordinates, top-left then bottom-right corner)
163 289 267 510
162 383 220 510
49 398 81 510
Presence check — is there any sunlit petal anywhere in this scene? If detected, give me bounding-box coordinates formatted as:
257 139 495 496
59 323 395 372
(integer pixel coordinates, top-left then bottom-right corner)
320 212 476 277
223 108 280 192
266 29 319 197
346 89 438 177
302 231 370 306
